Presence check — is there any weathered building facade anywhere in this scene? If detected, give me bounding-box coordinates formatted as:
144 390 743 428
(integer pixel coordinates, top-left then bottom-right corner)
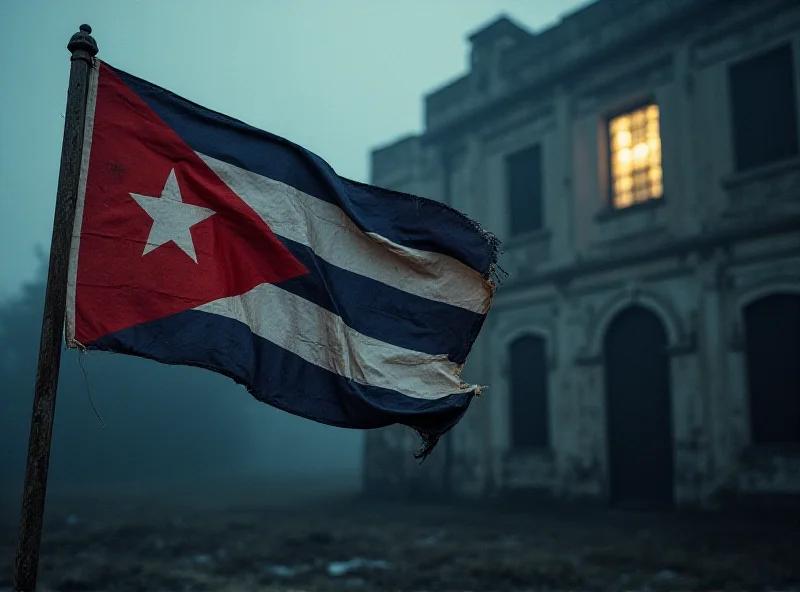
364 0 800 508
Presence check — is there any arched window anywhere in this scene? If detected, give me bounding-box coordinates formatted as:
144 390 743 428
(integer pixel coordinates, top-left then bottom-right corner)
744 293 800 445
509 334 550 450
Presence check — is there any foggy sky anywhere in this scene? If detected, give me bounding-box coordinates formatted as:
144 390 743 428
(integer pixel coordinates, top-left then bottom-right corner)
0 0 592 295
0 1 592 499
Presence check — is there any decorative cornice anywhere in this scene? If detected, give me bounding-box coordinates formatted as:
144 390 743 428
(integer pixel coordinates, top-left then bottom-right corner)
500 215 800 293
421 0 734 144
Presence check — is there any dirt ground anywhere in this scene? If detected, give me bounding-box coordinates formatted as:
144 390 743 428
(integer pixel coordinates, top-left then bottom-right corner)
1 481 799 592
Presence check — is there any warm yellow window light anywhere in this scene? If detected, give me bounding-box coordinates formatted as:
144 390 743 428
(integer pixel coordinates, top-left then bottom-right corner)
609 104 662 208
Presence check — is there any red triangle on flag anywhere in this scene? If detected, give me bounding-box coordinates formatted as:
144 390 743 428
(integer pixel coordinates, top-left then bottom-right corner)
72 63 309 345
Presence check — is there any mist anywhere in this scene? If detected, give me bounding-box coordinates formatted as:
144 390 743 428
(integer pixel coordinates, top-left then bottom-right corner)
0 251 362 512
0 0 592 516
2 1 799 590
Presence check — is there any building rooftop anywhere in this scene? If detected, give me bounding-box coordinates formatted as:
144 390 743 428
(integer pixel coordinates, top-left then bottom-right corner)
422 0 727 138
467 15 531 47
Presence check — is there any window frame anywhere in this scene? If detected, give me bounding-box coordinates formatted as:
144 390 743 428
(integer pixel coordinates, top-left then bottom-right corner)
727 41 800 173
505 142 545 238
604 97 665 212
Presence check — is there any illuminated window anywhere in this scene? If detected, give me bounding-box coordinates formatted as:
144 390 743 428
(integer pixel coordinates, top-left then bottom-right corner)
608 103 663 209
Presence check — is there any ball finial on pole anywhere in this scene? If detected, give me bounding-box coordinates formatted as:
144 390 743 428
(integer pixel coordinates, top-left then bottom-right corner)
68 23 99 59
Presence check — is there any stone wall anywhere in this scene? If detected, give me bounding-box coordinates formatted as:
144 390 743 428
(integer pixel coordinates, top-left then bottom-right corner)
366 0 800 506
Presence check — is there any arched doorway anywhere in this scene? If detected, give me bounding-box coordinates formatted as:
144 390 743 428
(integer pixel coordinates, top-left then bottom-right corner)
509 334 550 451
744 293 800 445
603 305 674 509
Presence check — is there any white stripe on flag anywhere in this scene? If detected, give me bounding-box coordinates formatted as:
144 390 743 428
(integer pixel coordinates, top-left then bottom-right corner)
198 153 491 315
195 282 473 400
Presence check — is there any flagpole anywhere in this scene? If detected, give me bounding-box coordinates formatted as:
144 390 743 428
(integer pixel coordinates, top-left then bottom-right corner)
13 24 98 592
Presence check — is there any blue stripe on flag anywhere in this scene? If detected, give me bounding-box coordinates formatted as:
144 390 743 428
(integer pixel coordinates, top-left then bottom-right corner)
106 63 496 276
276 237 484 363
91 310 474 434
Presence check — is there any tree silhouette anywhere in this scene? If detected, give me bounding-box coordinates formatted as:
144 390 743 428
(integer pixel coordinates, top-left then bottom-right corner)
0 251 262 494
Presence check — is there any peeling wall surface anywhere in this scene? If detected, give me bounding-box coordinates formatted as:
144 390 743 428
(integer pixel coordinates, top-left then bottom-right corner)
365 0 800 508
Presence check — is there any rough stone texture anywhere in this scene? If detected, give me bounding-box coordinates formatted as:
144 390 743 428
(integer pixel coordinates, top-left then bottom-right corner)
365 0 800 507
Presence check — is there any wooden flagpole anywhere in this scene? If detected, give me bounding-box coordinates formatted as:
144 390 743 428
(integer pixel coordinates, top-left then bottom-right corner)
13 24 98 592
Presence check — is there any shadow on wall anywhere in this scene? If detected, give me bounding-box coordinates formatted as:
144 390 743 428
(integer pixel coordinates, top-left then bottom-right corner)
0 253 362 505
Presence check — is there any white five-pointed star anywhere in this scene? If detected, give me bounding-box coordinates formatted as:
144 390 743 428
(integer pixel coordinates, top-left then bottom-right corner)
130 168 215 263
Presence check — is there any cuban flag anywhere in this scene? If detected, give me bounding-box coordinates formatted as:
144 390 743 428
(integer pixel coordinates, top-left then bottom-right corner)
65 61 500 456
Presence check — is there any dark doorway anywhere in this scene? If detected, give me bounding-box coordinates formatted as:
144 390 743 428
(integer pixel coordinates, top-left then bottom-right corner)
509 334 550 450
604 306 674 509
744 293 800 446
